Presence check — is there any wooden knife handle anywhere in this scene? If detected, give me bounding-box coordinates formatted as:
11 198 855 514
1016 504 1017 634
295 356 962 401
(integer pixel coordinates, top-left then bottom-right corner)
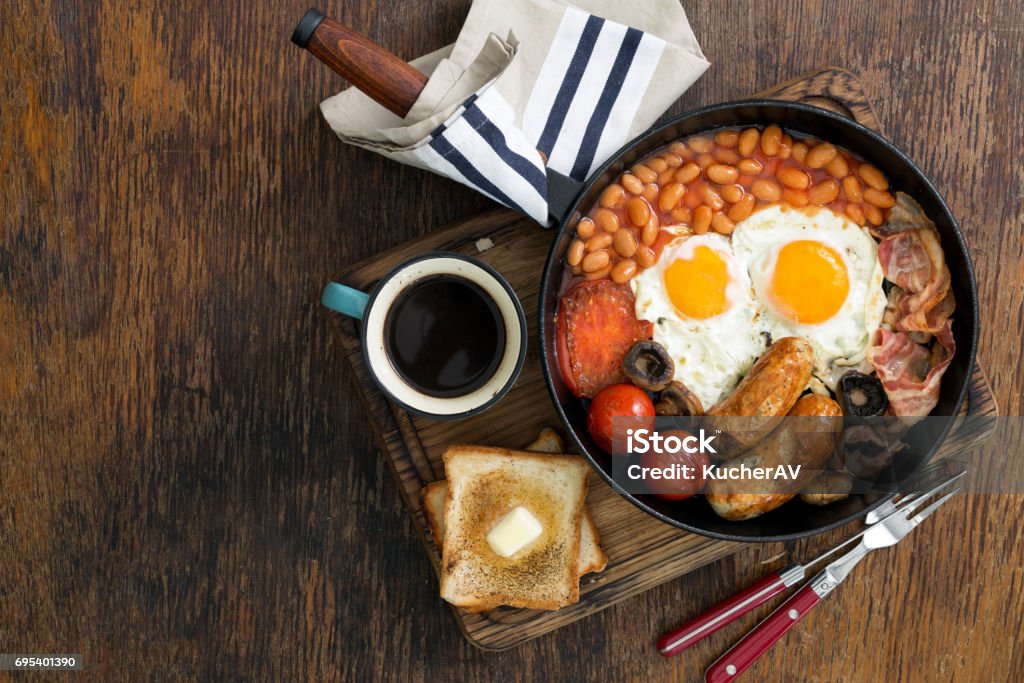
291 8 429 118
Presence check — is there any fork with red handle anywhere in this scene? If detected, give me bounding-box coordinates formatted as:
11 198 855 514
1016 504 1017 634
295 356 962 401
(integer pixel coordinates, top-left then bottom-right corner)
657 464 964 680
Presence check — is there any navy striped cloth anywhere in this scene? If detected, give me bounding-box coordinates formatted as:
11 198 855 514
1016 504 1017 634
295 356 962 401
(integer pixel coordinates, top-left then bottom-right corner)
412 8 667 224
321 2 708 226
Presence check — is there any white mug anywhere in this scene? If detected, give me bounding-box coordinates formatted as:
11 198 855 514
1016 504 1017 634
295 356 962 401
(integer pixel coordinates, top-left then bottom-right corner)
321 252 527 419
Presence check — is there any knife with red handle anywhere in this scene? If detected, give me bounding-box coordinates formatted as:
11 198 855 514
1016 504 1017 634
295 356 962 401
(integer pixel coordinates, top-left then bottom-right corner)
657 567 803 657
657 524 873 658
704 582 823 682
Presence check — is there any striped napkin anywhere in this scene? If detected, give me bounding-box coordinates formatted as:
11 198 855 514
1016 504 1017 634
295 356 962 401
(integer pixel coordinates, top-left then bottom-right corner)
321 0 709 225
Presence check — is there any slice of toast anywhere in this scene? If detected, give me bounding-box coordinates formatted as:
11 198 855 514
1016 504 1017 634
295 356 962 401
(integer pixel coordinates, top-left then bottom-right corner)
439 445 591 611
421 481 607 577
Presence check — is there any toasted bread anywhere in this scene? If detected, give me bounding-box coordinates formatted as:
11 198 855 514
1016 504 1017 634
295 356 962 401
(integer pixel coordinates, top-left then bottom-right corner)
421 481 607 577
439 445 590 611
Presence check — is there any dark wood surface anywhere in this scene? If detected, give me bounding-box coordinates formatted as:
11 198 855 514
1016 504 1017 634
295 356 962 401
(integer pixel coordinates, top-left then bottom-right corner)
1 1 1021 681
328 68 999 652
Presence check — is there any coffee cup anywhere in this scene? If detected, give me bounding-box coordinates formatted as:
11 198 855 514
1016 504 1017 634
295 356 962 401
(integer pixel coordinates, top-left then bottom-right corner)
321 252 527 419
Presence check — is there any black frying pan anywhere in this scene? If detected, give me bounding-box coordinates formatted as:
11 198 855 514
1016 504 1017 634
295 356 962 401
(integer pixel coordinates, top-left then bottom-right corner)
539 100 978 542
294 13 979 542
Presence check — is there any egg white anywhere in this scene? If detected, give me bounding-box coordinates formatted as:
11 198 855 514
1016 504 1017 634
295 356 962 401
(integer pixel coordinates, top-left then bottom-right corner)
731 205 887 389
631 233 767 410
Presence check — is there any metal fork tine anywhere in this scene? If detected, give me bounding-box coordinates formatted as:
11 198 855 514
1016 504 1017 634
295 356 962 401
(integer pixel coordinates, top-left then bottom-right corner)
866 465 965 524
908 488 961 525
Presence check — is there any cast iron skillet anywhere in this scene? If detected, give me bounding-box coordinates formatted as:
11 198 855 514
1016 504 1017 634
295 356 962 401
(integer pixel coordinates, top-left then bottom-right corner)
539 100 978 542
292 15 978 542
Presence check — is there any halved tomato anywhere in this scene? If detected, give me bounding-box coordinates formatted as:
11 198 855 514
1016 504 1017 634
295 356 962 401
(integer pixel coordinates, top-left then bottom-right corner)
556 279 653 398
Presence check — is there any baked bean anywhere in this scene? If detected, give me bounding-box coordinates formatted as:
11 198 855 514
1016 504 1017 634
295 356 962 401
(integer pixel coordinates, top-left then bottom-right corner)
583 265 612 280
669 142 690 159
777 136 792 160
693 205 713 234
701 185 725 211
778 167 811 190
636 246 657 268
713 147 741 165
648 157 669 173
641 215 660 245
791 142 809 164
581 249 611 273
576 217 596 238
738 158 764 175
663 153 684 168
858 164 889 190
594 208 620 233
586 232 613 252
659 183 687 212
697 153 715 169
805 142 838 169
707 164 740 185
674 162 701 184
688 136 713 153
711 212 736 235
865 204 884 226
842 175 864 202
727 193 755 222
845 202 866 226
738 128 760 156
751 178 782 202
761 125 783 156
715 129 740 148
642 183 659 203
621 173 643 195
626 197 651 227
600 183 625 208
567 239 585 266
826 154 850 178
671 206 692 224
658 169 676 185
808 178 841 205
633 164 657 184
863 187 896 208
721 184 744 203
782 188 809 207
611 259 638 284
613 228 638 258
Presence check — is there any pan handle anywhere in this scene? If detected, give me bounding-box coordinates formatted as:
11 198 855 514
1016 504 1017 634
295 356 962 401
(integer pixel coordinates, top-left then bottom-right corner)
291 9 429 118
547 171 586 228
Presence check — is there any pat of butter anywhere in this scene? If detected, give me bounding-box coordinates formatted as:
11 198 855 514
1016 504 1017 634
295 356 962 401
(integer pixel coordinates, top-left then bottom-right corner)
486 507 543 558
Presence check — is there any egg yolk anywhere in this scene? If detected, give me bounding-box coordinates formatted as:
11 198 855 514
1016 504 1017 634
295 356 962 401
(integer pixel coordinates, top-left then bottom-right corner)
665 245 731 319
769 240 849 324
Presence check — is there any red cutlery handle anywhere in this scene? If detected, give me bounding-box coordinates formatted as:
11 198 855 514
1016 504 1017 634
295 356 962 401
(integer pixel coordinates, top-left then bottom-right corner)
658 571 790 657
704 584 821 682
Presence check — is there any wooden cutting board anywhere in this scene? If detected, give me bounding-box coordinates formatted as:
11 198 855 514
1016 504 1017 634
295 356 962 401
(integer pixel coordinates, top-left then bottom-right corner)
327 68 998 651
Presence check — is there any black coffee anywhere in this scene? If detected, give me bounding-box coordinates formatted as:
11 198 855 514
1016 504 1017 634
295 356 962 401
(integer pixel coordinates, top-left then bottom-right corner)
384 275 506 398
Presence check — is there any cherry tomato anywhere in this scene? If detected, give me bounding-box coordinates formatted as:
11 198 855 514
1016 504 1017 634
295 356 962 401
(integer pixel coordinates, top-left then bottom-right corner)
640 430 709 501
586 383 655 453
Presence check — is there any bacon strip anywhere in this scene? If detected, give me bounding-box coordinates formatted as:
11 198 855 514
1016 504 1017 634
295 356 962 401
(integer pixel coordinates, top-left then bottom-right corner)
866 320 955 416
877 228 954 334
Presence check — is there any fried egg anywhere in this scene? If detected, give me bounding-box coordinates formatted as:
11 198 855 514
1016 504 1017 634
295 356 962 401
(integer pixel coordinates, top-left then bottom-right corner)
731 205 887 388
631 233 766 409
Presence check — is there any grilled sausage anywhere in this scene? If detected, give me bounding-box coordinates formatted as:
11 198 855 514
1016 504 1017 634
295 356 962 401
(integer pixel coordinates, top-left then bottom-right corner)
705 337 814 457
706 394 841 521
799 470 855 506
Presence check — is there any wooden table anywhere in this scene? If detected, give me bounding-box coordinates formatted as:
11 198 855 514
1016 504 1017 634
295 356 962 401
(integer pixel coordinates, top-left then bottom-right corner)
1 1 1021 680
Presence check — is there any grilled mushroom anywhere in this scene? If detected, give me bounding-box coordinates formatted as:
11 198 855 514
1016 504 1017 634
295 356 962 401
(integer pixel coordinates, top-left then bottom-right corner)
654 381 704 417
837 371 888 418
622 340 675 392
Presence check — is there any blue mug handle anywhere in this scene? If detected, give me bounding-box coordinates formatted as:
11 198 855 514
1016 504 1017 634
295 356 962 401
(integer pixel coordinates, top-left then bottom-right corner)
321 282 370 319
